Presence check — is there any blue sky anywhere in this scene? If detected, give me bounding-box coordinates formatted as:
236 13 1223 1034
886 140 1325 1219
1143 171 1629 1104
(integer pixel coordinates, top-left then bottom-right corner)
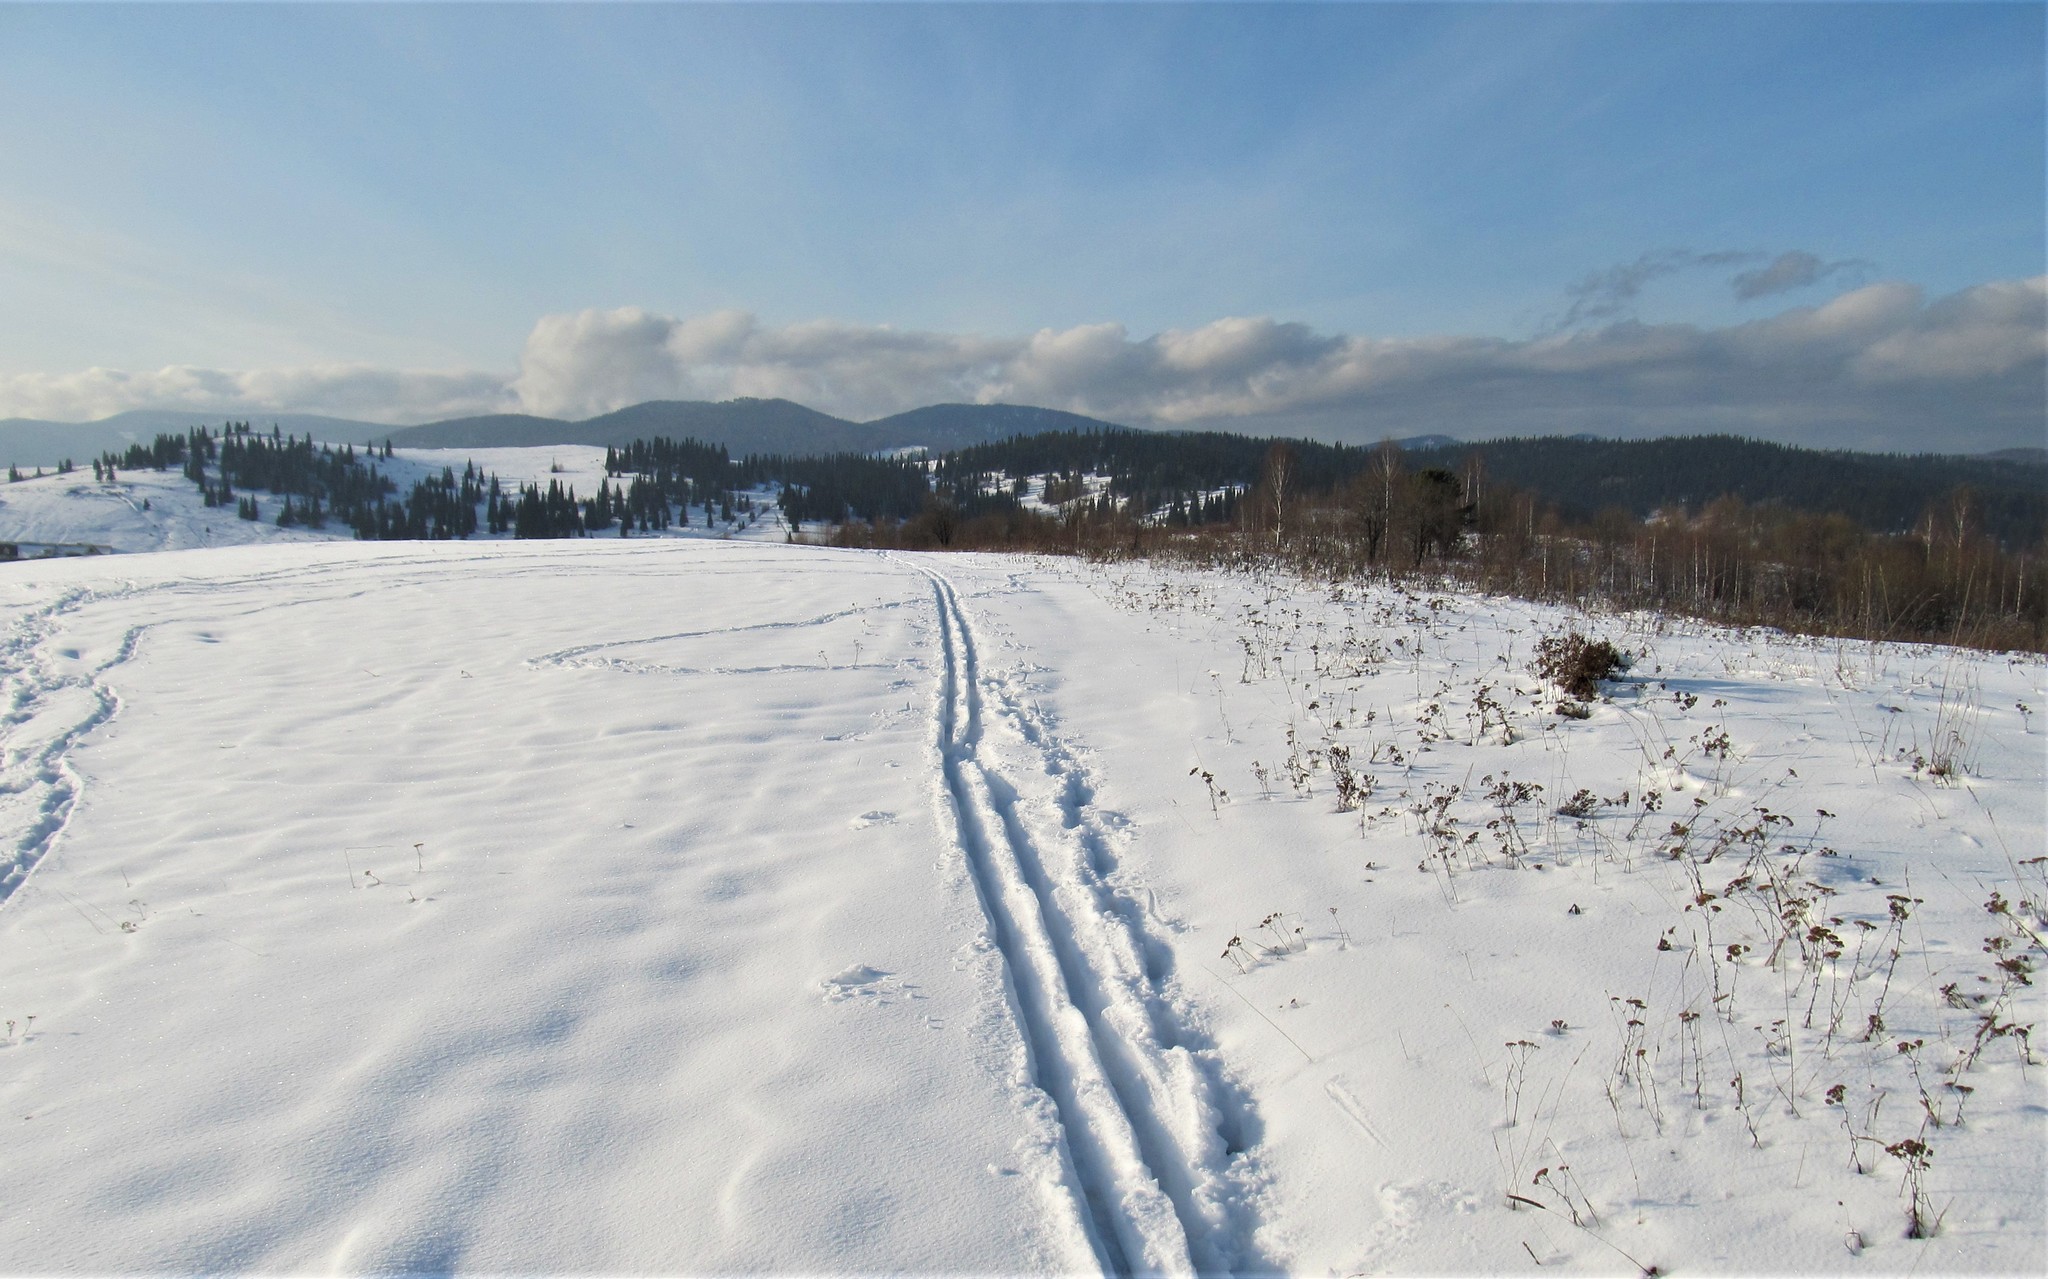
0 3 2041 447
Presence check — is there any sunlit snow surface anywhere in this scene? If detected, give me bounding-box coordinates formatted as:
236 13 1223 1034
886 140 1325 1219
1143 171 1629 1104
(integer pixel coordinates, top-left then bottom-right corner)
0 531 2042 1274
0 541 1105 1272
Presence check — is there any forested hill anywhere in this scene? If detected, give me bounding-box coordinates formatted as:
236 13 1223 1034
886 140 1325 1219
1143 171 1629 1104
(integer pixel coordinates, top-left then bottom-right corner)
933 429 2047 546
861 403 1123 450
1407 435 2047 545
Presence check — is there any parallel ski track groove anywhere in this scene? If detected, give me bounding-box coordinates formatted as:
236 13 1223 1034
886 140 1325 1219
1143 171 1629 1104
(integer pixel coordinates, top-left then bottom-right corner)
920 563 1231 1278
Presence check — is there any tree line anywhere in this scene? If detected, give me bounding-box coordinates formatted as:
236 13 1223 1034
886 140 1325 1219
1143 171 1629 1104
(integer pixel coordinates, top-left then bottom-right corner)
939 428 2046 548
827 437 2046 652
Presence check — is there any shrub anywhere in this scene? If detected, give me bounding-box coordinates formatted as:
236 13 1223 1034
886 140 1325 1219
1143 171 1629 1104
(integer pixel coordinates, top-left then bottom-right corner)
1532 632 1630 700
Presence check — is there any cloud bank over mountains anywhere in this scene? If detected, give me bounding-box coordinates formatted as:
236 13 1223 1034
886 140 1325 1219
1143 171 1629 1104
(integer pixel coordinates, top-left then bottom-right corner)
3 276 2040 453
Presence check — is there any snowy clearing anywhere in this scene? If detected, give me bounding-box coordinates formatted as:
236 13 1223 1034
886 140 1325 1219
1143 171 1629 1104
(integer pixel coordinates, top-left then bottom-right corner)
0 536 2041 1274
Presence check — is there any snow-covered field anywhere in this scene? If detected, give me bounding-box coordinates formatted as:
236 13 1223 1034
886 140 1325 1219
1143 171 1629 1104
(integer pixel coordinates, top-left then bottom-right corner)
0 486 2042 1273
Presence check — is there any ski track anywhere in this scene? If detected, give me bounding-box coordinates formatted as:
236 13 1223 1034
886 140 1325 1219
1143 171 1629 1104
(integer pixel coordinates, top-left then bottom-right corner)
529 597 919 671
917 560 1261 1278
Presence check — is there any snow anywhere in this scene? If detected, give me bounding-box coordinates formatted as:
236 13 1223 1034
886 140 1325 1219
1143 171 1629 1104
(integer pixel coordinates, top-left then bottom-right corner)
0 541 1088 1272
0 513 2041 1272
0 467 338 555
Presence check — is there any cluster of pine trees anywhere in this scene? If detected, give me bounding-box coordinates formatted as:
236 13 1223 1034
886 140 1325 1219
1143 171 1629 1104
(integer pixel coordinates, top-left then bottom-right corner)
100 433 189 475
95 424 492 541
601 434 928 526
602 436 734 523
497 479 599 538
771 454 934 524
605 437 730 491
355 464 485 539
599 436 784 530
201 426 405 532
7 460 72 482
494 474 730 537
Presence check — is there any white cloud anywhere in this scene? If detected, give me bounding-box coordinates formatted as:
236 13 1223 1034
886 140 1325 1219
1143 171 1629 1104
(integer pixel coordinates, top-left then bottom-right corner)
4 277 2041 454
1852 276 2046 382
508 306 706 417
0 364 510 425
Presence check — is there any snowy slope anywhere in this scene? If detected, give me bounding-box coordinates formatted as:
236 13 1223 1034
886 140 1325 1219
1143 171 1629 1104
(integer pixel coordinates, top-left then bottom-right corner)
0 467 341 555
0 541 2040 1274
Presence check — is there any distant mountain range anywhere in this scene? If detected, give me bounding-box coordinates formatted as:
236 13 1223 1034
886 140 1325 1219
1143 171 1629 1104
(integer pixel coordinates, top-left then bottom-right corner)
0 400 1133 468
378 399 1131 456
3 397 2039 471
